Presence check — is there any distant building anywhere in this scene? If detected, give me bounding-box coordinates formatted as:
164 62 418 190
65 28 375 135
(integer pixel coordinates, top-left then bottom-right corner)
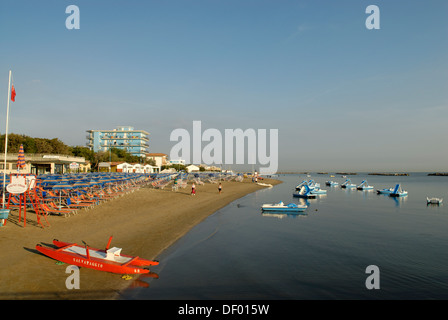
186 164 200 173
0 153 90 175
146 153 168 167
99 161 159 173
168 159 186 166
199 164 221 171
86 126 149 158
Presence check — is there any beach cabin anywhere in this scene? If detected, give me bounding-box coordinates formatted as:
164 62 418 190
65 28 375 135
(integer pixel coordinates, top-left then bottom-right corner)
110 162 131 173
130 163 143 173
142 164 159 173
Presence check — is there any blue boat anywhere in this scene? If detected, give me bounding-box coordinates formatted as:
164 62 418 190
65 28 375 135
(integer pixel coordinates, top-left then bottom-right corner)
293 185 317 199
261 201 307 212
389 184 408 197
357 180 374 190
296 180 327 195
340 179 356 189
376 187 394 194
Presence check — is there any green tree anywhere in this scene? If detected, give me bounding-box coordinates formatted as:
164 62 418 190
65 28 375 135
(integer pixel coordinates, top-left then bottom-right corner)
70 146 95 162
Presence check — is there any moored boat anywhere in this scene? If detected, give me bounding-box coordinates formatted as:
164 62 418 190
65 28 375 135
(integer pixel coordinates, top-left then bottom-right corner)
261 201 307 212
310 188 327 195
389 184 408 197
427 197 443 205
357 180 374 190
295 180 326 195
340 179 356 189
36 237 159 274
293 185 317 199
376 187 394 194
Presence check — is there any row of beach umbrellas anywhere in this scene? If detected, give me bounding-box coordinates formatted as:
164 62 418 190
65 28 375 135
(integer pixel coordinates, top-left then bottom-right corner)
37 173 149 191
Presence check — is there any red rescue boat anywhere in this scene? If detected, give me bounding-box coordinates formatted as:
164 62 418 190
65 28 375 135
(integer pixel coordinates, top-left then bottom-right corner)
36 236 159 274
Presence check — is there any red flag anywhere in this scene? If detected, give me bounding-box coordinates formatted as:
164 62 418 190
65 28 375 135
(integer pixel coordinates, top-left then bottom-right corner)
11 85 16 102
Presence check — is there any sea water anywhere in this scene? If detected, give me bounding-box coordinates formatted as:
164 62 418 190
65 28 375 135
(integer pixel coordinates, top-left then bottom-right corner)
120 173 448 299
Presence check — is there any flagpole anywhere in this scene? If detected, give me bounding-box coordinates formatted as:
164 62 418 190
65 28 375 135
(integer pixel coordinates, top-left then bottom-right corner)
2 70 12 209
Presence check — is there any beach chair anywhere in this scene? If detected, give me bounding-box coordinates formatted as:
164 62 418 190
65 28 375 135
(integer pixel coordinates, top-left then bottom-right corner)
93 191 114 201
66 198 93 210
49 201 77 213
8 196 27 209
73 195 98 205
41 203 78 217
80 193 103 204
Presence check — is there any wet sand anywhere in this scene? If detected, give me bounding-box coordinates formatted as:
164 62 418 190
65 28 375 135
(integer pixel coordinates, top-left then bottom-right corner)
0 178 280 300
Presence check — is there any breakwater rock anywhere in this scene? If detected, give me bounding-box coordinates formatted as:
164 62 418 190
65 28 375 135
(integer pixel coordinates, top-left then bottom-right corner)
368 173 409 176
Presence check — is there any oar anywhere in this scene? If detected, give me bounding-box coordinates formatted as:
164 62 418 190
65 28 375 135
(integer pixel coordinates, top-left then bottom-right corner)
82 240 90 260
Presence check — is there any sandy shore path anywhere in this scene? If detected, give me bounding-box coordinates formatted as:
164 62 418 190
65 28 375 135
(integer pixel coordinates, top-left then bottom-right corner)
0 178 280 300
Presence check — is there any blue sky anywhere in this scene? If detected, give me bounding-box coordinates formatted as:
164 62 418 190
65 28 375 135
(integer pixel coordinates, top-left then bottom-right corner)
0 0 447 172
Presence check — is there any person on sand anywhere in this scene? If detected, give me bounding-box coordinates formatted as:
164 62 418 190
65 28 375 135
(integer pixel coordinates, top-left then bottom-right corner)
191 182 196 196
218 183 222 194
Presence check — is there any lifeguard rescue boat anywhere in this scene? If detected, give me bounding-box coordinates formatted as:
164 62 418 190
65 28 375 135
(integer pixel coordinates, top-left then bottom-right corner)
36 236 159 274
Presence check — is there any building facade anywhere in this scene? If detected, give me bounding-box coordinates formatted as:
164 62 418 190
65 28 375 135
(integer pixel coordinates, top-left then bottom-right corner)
0 153 90 175
168 159 186 166
86 126 149 158
146 153 168 167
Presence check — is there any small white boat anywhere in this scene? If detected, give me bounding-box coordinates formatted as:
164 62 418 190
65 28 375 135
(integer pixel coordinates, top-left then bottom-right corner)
261 201 307 212
427 197 443 205
341 179 356 189
389 184 408 197
357 180 374 190
377 187 394 194
310 188 327 195
293 185 317 199
325 181 339 186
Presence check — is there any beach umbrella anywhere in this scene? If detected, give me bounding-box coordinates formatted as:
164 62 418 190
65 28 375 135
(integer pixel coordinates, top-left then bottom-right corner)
52 179 73 207
17 144 25 172
40 175 64 189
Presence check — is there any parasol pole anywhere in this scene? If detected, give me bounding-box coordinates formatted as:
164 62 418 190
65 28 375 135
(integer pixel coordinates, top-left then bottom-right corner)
2 70 12 209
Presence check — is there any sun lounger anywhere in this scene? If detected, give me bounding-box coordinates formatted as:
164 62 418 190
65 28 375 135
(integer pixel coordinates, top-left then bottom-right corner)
41 203 78 217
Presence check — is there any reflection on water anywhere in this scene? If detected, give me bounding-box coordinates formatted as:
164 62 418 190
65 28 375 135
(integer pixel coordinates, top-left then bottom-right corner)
121 173 448 300
261 211 308 219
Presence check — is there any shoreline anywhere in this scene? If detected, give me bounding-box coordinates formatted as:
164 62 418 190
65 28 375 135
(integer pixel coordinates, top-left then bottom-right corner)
0 177 281 300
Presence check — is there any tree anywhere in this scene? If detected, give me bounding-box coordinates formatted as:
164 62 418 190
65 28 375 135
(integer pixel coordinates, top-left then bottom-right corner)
70 146 95 163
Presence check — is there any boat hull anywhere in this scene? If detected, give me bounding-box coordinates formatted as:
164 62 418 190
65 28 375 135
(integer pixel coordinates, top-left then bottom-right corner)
427 198 442 204
262 207 307 213
310 190 327 194
389 192 408 197
36 239 159 274
261 203 307 212
292 192 316 199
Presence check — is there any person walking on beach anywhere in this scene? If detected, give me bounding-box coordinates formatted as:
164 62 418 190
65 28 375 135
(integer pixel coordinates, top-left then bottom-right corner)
218 183 222 194
191 182 196 196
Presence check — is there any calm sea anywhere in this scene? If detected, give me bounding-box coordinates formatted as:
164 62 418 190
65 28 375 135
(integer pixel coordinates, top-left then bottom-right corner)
120 173 448 300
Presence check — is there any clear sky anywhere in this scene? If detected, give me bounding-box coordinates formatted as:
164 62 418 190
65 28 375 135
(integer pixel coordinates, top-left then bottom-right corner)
0 0 447 172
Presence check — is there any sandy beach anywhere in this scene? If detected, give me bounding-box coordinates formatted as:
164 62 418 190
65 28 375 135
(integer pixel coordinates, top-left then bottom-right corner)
0 178 280 300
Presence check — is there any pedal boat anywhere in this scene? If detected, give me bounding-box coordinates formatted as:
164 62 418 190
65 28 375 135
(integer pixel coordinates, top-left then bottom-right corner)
36 237 159 274
261 201 307 212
